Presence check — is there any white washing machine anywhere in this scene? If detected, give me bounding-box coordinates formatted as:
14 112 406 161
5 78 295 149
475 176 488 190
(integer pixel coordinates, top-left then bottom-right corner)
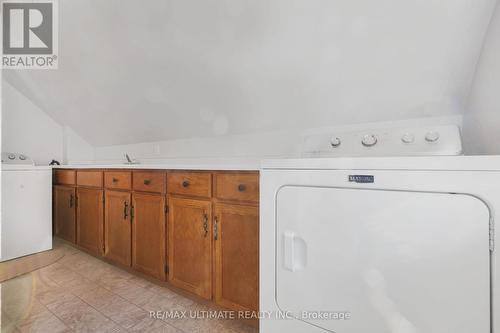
1 153 52 262
260 125 499 333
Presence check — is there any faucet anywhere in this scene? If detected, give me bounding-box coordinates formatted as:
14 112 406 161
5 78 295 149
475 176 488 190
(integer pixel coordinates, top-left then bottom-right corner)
124 153 139 164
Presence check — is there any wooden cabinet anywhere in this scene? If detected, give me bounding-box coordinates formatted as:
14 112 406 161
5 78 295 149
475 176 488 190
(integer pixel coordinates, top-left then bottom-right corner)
77 170 103 188
168 196 212 299
104 171 132 190
133 171 166 193
53 168 259 314
214 203 259 312
76 188 103 256
54 186 76 243
214 172 259 203
54 170 76 185
104 190 132 267
132 193 166 280
167 171 212 198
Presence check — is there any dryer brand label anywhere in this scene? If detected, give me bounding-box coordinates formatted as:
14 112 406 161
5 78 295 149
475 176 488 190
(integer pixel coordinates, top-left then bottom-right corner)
348 175 374 183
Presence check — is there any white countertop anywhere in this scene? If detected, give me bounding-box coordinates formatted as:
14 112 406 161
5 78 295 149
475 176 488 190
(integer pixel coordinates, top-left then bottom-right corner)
38 155 500 172
2 165 53 171
53 157 262 171
262 155 500 171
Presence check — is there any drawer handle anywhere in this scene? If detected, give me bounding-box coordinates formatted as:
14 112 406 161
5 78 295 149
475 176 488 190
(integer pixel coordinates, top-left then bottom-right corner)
214 216 218 240
144 179 151 185
124 201 129 219
112 177 119 183
238 184 246 192
182 180 190 188
203 213 209 238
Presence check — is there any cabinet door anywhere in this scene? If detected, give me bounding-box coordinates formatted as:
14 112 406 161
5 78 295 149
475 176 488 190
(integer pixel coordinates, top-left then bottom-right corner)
168 196 212 299
214 203 259 312
77 188 103 256
132 193 166 280
54 186 76 243
104 190 132 266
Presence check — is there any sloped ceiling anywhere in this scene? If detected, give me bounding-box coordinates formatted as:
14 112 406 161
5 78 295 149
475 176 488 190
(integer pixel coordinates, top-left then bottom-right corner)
3 0 497 146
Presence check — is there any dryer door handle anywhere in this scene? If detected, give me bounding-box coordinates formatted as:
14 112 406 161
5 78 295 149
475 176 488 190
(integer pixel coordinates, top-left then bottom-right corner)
284 231 307 272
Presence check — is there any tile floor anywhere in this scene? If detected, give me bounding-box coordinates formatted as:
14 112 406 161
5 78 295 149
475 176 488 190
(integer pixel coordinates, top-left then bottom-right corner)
0 241 258 333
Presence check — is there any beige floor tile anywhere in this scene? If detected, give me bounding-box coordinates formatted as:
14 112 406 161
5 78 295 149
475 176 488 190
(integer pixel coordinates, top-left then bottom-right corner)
94 274 130 291
55 276 99 298
2 240 257 333
31 270 60 295
60 254 104 274
1 274 34 305
111 281 156 307
44 294 85 317
15 309 70 333
1 280 39 321
0 247 64 283
78 287 117 310
1 311 17 333
98 297 148 329
148 322 181 333
128 275 154 288
75 265 113 282
35 287 76 307
47 296 119 333
38 264 80 285
129 316 179 333
145 293 198 317
103 266 133 280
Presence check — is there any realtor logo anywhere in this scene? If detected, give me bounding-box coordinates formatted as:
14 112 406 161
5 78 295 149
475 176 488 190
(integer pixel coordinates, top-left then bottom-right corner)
2 0 58 69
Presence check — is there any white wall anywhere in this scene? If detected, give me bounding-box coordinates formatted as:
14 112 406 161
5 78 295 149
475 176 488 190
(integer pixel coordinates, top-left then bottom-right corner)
4 0 496 147
93 116 462 163
1 81 64 165
1 81 94 165
63 126 95 164
463 1 500 155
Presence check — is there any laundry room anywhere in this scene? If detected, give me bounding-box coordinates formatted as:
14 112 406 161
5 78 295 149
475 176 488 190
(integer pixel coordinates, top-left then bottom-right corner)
1 1 500 333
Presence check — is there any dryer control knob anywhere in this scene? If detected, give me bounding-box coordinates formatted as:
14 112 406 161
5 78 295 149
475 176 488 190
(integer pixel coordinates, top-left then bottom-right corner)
361 134 377 147
8 154 16 160
425 131 440 143
401 133 415 144
330 137 341 147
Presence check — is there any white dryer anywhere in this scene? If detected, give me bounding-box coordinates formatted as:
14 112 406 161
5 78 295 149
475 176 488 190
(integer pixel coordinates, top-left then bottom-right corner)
260 126 498 333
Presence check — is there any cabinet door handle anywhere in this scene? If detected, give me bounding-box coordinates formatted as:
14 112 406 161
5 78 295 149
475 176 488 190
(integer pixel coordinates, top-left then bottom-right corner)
238 184 246 192
143 179 151 185
112 177 119 183
203 213 209 238
182 180 190 188
214 216 218 240
124 201 128 219
69 194 74 208
131 205 135 221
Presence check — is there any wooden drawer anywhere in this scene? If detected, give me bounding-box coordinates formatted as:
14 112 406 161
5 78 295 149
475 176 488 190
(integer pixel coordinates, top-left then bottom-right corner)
77 170 103 188
54 169 76 185
133 171 166 193
214 172 259 203
167 172 212 198
104 171 132 190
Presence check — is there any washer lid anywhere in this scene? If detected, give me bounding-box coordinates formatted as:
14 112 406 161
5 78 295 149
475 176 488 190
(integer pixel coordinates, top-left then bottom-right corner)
1 152 35 165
